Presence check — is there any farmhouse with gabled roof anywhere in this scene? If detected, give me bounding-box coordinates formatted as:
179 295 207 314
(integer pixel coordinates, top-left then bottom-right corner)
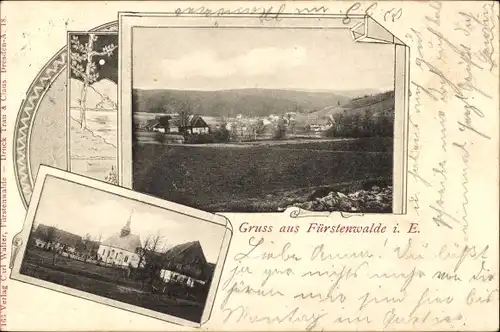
148 114 210 135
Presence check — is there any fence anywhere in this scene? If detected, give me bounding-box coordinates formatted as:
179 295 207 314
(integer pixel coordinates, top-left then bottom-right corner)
59 251 128 270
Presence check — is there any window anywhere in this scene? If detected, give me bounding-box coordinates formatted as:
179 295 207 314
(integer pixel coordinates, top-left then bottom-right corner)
124 256 128 263
116 252 118 259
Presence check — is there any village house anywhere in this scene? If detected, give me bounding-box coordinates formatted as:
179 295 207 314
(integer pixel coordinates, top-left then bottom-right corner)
160 270 198 288
148 114 210 135
268 114 280 122
303 115 336 132
32 224 81 254
308 124 323 132
98 212 142 268
261 118 272 126
143 240 215 288
150 122 167 134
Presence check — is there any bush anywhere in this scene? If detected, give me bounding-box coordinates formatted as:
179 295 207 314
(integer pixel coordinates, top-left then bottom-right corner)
184 134 215 144
213 128 231 143
273 124 287 140
324 113 394 138
105 166 118 184
153 133 185 144
324 126 336 137
155 132 167 144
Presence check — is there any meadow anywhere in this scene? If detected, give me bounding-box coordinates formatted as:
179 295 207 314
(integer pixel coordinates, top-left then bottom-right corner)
132 137 393 212
20 248 204 322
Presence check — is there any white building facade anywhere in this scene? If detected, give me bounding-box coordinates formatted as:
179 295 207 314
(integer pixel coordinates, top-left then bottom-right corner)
98 213 142 268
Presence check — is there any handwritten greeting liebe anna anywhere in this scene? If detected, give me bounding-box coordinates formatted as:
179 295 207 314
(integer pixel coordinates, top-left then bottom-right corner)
215 233 496 331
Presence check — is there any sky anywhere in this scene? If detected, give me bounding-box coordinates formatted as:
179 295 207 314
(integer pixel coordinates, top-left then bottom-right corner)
32 176 226 263
70 33 118 84
133 27 395 91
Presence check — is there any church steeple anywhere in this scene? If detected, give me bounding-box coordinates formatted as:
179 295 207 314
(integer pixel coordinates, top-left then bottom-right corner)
121 209 133 237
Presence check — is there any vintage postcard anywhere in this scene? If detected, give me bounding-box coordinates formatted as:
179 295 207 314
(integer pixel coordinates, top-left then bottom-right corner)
0 1 499 331
10 165 232 327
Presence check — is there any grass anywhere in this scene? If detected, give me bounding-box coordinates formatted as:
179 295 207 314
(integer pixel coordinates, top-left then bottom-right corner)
132 137 393 212
24 249 134 285
272 137 393 152
20 248 205 322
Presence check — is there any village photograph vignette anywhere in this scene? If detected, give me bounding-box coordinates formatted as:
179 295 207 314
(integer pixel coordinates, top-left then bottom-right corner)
131 27 397 214
18 175 227 324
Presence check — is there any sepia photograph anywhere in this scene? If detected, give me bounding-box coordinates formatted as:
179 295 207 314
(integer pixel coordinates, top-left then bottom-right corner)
14 169 231 325
127 19 402 214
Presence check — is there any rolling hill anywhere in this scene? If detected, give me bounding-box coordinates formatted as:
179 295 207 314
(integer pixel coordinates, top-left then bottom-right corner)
132 88 353 117
294 90 395 125
309 90 395 117
71 78 117 110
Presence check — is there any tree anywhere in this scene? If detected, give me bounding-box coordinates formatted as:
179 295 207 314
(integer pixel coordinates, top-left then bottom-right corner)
149 234 163 254
289 119 297 135
39 225 59 265
214 120 230 143
137 234 163 269
351 113 363 137
362 110 374 136
377 113 393 137
158 115 172 132
252 119 265 140
81 233 97 261
139 234 165 290
137 236 153 269
70 34 118 130
274 117 287 140
230 123 240 142
95 233 102 262
178 102 193 137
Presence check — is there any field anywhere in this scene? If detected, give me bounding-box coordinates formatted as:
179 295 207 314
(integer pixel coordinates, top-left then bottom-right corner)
132 137 393 212
20 248 205 322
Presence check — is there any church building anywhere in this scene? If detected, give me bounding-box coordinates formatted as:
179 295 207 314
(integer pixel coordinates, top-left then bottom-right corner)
98 211 142 267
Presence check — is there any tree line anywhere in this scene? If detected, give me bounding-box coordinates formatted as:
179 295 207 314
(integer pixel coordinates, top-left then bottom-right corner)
325 109 394 138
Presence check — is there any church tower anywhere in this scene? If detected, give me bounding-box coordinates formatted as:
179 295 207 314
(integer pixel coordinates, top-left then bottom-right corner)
121 209 133 237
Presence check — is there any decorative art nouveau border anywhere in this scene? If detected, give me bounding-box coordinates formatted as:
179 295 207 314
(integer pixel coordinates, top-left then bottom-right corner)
13 22 118 207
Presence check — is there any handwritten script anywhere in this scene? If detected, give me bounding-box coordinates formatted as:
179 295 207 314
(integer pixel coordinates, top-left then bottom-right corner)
216 235 497 330
405 1 498 241
174 2 404 24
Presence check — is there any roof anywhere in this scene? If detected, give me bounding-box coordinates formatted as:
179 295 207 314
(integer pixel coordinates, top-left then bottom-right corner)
151 114 209 129
102 233 142 253
144 241 212 280
163 240 208 265
33 224 82 248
